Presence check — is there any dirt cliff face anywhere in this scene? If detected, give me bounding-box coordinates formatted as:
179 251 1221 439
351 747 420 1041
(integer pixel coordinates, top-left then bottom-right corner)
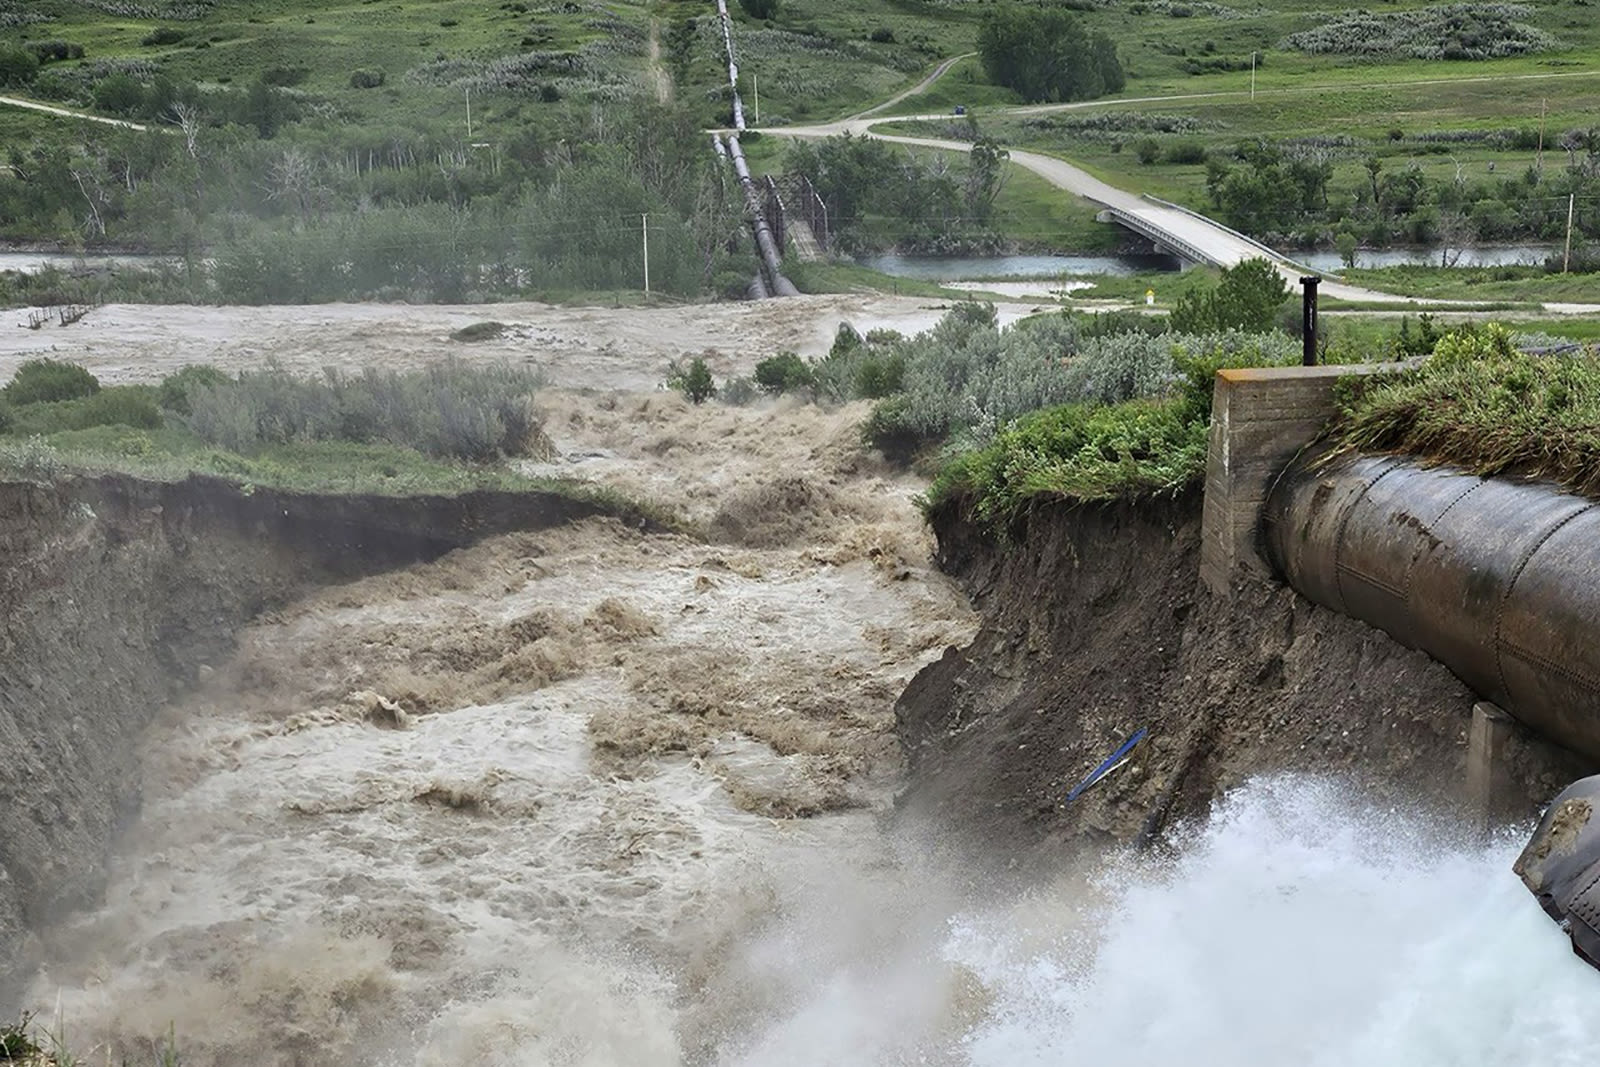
0 475 629 1006
894 494 1590 864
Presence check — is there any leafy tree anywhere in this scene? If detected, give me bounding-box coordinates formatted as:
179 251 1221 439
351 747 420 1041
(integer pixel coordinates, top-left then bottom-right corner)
965 137 1009 222
92 74 145 118
4 360 100 406
0 46 40 89
1169 258 1289 333
977 6 1125 104
676 358 716 404
754 352 815 395
738 0 779 17
1335 231 1358 269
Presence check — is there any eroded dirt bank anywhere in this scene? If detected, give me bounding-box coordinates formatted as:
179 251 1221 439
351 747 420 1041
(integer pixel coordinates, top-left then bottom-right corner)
0 475 650 1006
895 494 1592 862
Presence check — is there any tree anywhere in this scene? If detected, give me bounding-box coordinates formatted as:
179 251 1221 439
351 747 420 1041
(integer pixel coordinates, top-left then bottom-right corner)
675 358 716 404
0 46 39 89
1335 231 1358 269
738 0 779 18
977 6 1125 104
964 137 1009 222
1169 258 1289 333
91 73 145 117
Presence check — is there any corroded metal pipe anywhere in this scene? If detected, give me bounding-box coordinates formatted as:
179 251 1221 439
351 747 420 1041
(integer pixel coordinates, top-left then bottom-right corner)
1263 451 1600 761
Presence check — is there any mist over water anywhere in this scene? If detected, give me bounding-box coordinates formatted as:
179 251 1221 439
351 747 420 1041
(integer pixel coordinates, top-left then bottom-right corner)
724 777 1599 1067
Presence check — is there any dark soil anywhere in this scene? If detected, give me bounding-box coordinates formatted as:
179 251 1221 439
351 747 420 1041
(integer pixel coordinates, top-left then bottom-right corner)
894 491 1591 865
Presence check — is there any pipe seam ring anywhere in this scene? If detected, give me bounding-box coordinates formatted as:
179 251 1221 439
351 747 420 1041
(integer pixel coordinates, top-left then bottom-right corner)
1332 459 1400 617
1403 478 1485 603
1494 502 1597 704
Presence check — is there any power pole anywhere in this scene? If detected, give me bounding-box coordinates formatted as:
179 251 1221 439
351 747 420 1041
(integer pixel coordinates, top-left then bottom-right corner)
1537 97 1546 173
1250 52 1256 101
642 213 651 295
465 87 473 140
753 73 760 127
1564 192 1576 274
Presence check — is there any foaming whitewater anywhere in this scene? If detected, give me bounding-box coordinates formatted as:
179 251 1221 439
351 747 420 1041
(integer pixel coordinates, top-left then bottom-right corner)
682 776 1600 1067
958 777 1599 1066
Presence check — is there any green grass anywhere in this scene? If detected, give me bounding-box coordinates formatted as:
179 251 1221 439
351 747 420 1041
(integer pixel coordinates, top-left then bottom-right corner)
0 426 678 524
925 396 1209 530
1340 265 1600 303
878 54 1020 116
1331 323 1600 496
901 68 1600 218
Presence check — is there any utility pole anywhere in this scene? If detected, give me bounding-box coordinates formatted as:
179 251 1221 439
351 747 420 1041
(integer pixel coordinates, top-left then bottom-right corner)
642 213 651 295
1537 97 1546 173
1564 193 1575 274
753 73 759 127
1250 52 1256 101
465 87 473 140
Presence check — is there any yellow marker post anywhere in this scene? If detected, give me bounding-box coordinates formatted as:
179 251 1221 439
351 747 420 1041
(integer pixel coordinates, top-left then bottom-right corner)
1145 289 1155 306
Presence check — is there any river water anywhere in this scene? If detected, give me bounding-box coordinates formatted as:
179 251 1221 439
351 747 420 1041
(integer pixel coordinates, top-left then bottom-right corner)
21 376 1600 1064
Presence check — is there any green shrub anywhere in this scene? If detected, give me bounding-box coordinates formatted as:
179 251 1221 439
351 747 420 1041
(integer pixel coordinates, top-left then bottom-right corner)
1170 258 1290 333
141 27 186 46
926 398 1209 530
853 352 906 399
158 365 233 415
0 437 63 482
1134 138 1161 165
185 361 546 461
4 359 100 406
349 67 386 89
754 352 815 395
0 45 40 88
0 400 11 435
738 0 780 17
26 41 85 62
7 387 162 435
667 358 716 405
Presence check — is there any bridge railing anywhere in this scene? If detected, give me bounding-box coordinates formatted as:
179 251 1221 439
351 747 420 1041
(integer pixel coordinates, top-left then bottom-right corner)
1138 194 1340 281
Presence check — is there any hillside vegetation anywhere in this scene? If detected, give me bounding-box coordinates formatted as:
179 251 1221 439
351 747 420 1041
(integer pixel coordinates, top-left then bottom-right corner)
0 0 1597 297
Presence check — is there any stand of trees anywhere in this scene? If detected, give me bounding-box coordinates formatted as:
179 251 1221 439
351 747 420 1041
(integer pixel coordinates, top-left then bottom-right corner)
0 98 758 303
786 132 1009 254
977 6 1125 104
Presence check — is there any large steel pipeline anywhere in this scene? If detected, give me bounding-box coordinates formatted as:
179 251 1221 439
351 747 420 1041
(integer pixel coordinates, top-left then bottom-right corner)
724 134 800 297
1263 450 1600 762
712 0 797 296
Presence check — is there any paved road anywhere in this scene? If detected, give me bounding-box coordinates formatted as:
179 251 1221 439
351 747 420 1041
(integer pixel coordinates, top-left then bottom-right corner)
769 68 1600 313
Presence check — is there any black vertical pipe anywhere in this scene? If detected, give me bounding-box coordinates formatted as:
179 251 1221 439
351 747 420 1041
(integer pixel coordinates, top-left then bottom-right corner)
1300 276 1320 366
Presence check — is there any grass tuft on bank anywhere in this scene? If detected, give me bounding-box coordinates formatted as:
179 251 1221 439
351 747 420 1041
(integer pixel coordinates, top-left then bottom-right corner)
0 358 678 527
1332 324 1600 496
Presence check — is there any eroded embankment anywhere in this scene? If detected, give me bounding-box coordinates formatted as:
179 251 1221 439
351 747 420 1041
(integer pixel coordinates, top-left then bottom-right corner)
895 493 1591 861
0 473 638 1004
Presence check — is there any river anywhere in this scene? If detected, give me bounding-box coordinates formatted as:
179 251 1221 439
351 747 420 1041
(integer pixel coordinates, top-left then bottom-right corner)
13 300 1599 1065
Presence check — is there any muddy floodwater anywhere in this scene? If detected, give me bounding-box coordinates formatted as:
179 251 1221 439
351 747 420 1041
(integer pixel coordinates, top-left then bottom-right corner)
14 300 1600 1065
